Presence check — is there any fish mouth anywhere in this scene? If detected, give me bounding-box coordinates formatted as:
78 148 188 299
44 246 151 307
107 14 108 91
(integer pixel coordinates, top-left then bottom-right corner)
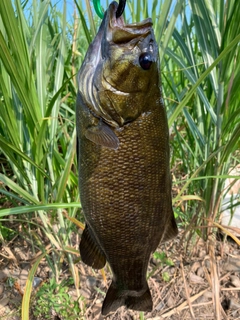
106 1 153 44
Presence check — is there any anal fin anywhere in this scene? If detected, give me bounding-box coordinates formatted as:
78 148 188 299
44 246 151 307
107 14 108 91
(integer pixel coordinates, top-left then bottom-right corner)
85 121 119 150
80 224 106 269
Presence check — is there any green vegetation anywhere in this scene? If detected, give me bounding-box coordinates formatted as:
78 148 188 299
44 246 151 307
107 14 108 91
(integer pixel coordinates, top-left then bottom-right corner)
0 0 239 318
32 278 82 319
151 251 174 282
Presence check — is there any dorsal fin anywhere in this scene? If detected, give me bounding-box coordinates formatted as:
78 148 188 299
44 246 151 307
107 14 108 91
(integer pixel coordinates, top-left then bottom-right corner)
161 212 178 243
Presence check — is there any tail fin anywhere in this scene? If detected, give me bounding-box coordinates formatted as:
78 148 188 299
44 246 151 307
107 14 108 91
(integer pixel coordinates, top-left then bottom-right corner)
101 282 153 315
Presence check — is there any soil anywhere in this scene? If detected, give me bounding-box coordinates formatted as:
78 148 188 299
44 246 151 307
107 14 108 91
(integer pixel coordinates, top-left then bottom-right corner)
0 225 240 320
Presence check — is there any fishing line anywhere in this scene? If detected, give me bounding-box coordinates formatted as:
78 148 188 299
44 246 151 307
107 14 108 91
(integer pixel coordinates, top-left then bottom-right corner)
93 0 104 19
93 0 126 19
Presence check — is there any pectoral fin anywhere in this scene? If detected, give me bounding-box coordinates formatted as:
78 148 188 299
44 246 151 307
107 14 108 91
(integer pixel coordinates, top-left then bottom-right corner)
80 224 106 269
85 121 119 150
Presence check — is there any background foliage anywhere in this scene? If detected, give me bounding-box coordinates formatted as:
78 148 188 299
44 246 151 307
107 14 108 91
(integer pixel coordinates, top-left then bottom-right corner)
0 0 239 318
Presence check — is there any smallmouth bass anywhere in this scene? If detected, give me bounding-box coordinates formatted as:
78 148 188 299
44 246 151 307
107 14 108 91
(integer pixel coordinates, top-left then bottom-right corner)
76 1 178 315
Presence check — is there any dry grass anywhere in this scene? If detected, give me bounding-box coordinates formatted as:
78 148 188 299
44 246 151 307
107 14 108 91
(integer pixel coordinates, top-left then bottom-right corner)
0 226 240 320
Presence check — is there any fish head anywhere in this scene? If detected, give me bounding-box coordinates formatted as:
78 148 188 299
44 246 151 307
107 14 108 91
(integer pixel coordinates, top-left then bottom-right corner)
78 1 161 127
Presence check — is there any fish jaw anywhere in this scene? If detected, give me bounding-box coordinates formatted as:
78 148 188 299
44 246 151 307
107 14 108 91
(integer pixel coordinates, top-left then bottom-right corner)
103 1 153 46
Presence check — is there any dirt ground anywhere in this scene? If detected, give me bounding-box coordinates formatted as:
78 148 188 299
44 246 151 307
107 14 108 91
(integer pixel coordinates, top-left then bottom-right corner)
0 226 240 320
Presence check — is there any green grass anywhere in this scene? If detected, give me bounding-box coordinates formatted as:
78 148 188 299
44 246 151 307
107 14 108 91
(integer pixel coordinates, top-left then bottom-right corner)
164 0 240 237
0 0 239 318
32 277 82 319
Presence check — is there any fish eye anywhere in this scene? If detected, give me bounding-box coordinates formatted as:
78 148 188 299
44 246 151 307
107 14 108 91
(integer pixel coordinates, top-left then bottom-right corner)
139 52 152 70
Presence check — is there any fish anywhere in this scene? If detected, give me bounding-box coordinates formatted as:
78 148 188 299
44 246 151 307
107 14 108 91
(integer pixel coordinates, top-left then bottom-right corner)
76 1 178 315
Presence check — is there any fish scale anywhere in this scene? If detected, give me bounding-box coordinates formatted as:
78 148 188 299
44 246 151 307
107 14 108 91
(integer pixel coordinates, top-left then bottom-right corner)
76 1 178 315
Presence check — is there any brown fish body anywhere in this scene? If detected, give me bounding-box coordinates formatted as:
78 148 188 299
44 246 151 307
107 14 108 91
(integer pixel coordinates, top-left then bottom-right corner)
76 2 178 315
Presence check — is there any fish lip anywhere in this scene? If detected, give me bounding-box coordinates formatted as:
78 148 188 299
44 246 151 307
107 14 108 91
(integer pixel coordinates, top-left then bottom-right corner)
106 1 153 43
